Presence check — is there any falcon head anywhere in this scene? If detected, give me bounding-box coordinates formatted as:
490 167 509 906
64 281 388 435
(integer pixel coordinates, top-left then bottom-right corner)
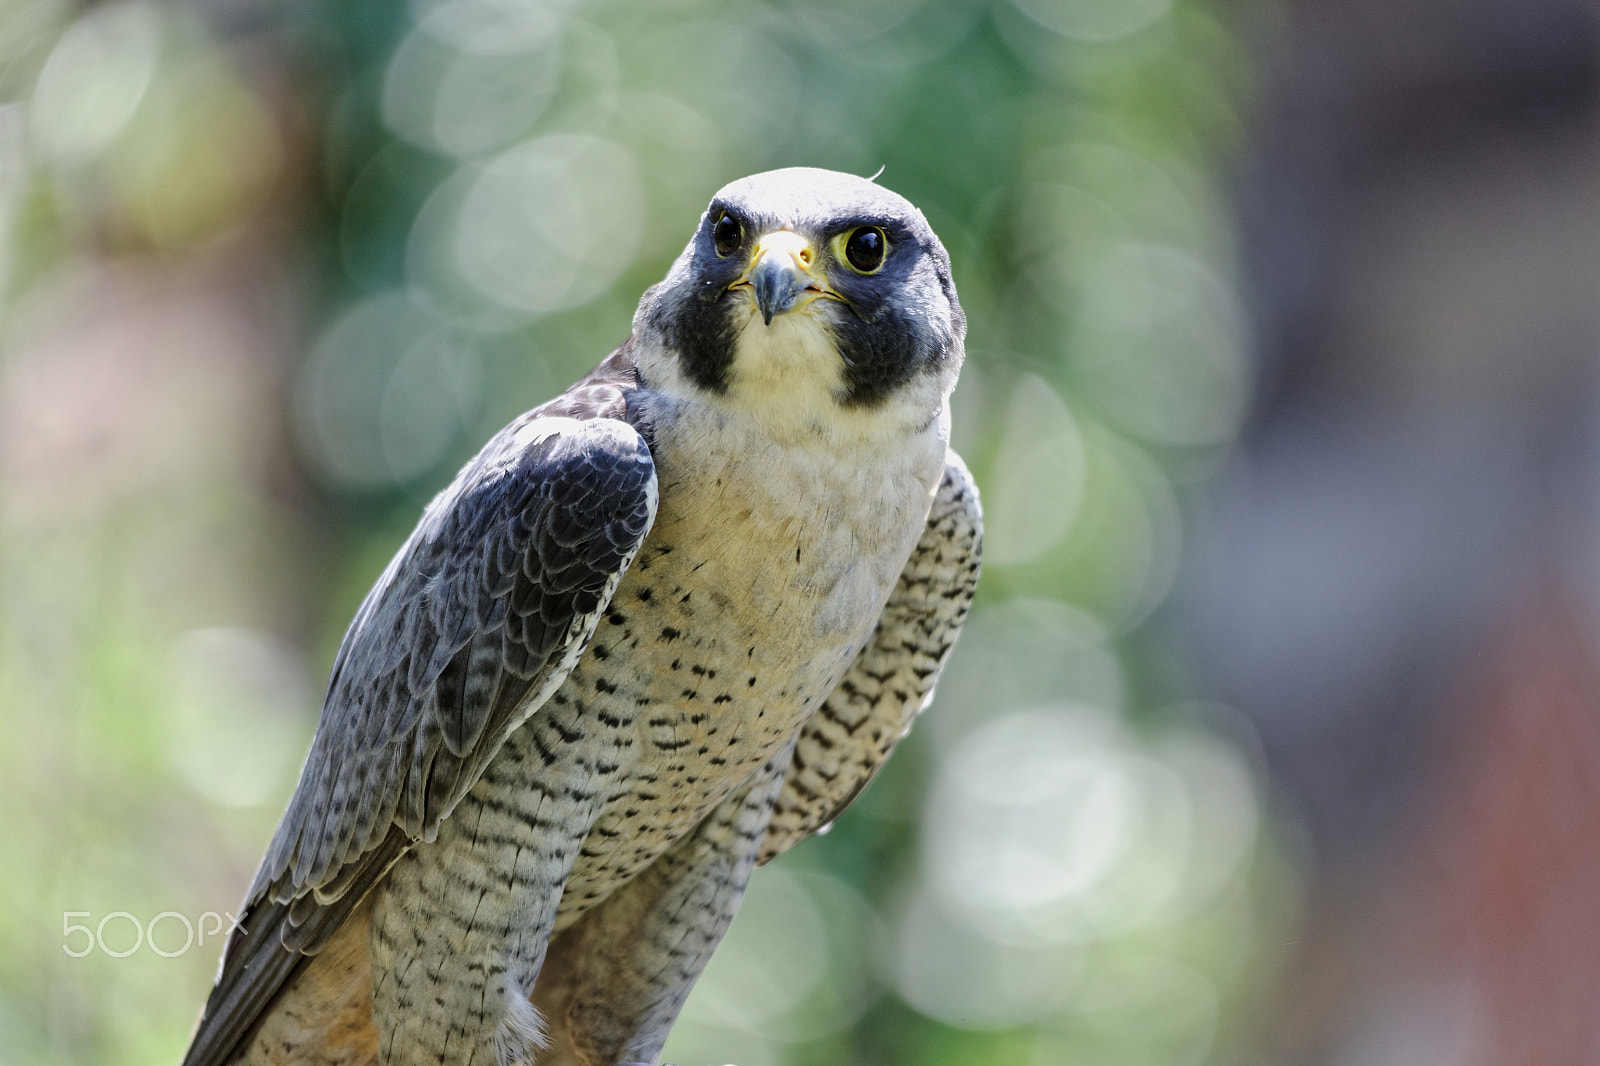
633 167 965 433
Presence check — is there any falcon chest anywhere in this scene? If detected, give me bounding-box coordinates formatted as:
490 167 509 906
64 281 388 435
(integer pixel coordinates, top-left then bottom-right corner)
549 398 944 911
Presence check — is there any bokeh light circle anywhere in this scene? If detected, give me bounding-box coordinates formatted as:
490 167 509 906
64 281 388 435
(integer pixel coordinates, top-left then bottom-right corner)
293 292 481 489
1008 0 1174 43
450 134 644 316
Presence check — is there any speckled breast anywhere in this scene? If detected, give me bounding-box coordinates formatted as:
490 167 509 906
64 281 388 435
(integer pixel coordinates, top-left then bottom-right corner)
539 413 940 926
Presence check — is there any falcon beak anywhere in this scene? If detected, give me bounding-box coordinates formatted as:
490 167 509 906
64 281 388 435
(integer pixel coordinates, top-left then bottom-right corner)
739 231 829 325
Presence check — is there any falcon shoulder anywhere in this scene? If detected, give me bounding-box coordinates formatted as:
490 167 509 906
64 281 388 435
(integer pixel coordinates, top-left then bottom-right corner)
758 450 982 863
183 350 657 1066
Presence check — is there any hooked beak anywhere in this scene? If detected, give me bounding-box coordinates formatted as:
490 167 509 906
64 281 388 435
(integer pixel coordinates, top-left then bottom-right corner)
737 231 831 325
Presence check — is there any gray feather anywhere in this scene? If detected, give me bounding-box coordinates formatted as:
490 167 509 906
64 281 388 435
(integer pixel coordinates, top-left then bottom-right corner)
183 377 657 1066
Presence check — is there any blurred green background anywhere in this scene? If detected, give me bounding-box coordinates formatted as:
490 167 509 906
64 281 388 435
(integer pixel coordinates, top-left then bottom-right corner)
10 0 1600 1063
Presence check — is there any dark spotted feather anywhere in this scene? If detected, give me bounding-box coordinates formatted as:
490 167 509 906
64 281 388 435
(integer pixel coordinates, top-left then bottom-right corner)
759 452 981 862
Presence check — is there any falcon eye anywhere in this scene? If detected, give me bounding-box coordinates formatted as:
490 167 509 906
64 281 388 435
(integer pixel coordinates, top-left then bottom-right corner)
712 212 742 257
842 226 887 273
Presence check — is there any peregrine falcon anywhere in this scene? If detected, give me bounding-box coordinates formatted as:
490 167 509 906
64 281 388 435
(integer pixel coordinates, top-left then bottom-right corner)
183 167 982 1066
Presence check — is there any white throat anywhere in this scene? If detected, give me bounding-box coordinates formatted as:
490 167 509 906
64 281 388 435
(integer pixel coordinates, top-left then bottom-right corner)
635 297 955 452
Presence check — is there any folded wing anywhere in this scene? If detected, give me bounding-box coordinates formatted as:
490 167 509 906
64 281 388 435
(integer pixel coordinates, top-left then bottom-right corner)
183 411 657 1066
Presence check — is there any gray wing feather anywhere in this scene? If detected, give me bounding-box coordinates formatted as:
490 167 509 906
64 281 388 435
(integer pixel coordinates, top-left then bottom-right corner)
759 450 982 863
182 412 656 1066
262 414 657 905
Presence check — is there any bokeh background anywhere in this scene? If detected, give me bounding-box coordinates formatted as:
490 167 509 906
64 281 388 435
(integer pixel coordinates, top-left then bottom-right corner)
4 0 1600 1063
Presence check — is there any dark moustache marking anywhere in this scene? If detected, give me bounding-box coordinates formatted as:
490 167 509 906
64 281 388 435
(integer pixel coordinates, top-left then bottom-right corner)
646 203 755 395
828 234 964 409
661 291 740 395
